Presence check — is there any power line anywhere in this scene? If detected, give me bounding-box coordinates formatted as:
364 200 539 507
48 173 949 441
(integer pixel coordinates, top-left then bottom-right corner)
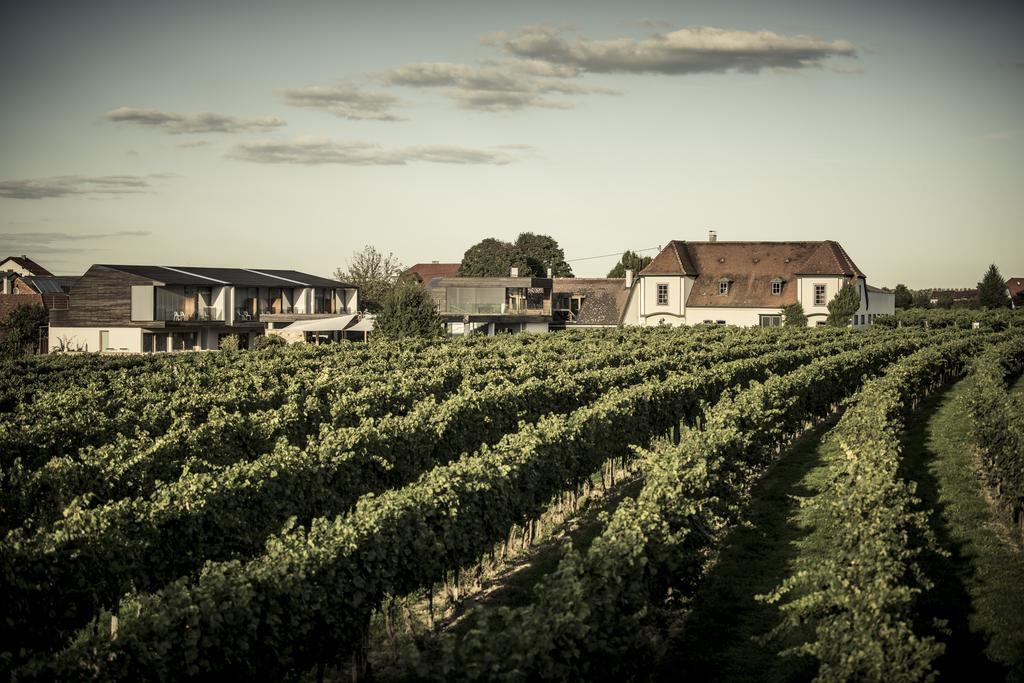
565 246 661 263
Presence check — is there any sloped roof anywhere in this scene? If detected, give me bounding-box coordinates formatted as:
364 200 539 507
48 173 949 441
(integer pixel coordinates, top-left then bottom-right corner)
1 255 53 277
553 278 629 326
98 265 354 288
865 284 889 293
1006 278 1024 301
406 262 461 283
639 240 865 309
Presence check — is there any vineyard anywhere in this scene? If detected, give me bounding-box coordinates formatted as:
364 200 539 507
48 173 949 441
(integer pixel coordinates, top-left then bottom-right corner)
2 318 1023 681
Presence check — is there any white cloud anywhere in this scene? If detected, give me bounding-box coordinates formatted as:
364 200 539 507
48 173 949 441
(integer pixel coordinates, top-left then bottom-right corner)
105 107 286 134
280 85 405 121
227 136 518 165
0 175 152 199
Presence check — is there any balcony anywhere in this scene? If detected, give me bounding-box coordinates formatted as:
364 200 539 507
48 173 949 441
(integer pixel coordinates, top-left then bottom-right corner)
162 307 224 323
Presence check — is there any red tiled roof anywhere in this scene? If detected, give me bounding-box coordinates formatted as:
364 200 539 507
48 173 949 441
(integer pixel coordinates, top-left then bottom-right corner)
639 240 865 308
1 255 53 277
1006 277 1024 301
405 262 461 283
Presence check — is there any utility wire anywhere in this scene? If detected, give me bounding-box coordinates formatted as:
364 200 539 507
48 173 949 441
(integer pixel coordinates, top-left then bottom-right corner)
565 246 660 263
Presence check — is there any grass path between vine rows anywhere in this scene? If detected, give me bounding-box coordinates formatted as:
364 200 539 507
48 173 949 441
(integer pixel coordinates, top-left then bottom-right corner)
902 375 1024 682
655 416 839 682
657 377 1024 683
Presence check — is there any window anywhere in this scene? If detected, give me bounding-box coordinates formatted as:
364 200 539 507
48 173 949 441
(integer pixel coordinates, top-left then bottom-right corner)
657 283 668 306
716 320 726 325
759 314 782 327
771 280 783 296
719 280 730 295
99 330 110 351
814 284 827 306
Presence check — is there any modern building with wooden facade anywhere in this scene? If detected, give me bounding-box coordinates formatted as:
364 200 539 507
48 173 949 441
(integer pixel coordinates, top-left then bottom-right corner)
48 264 357 352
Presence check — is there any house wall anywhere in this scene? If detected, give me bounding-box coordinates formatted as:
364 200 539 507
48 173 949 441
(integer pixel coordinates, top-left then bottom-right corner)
524 322 549 334
638 275 690 326
0 260 35 277
49 326 142 353
686 307 785 326
51 265 154 327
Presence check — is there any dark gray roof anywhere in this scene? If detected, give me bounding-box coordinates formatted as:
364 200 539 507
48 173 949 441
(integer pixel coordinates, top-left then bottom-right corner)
553 278 629 326
98 265 354 288
21 276 67 294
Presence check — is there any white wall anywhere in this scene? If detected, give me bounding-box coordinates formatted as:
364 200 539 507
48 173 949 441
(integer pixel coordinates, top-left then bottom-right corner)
685 308 785 326
49 327 142 353
524 322 549 334
638 275 691 326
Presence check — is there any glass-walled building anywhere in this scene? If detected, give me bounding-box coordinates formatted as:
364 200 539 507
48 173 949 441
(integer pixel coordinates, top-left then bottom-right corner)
427 276 553 335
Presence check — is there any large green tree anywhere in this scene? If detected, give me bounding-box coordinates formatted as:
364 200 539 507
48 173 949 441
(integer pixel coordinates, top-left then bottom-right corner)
894 284 914 309
977 264 1011 309
607 251 652 278
826 283 861 326
911 289 933 309
515 232 573 277
458 234 572 278
374 282 445 340
458 238 528 277
334 245 405 313
1 303 48 358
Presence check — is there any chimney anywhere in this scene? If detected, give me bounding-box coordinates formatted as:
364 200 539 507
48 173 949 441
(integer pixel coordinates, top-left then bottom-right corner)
708 230 717 242
510 266 519 277
625 269 634 289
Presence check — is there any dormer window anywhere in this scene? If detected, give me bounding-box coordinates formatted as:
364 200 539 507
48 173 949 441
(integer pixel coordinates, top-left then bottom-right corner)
718 278 731 295
771 277 784 296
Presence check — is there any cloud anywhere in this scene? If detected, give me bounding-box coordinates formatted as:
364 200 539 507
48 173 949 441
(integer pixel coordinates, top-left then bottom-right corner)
104 107 286 134
0 229 151 254
498 24 857 75
176 140 210 148
380 61 616 111
0 175 153 199
227 136 517 165
281 85 405 121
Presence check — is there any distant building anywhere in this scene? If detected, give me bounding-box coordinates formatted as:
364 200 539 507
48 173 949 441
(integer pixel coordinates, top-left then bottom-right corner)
628 236 888 328
404 262 461 284
1006 277 1024 309
427 269 553 335
0 255 54 278
49 264 357 352
551 278 632 329
928 288 977 307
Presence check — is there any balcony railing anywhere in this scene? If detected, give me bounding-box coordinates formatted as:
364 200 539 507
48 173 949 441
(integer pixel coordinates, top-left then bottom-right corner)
162 307 224 322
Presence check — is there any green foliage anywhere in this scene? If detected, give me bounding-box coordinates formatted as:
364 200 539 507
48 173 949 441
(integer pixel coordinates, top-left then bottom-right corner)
895 284 914 309
978 264 1011 310
0 303 47 358
251 334 286 350
458 233 572 278
218 334 239 352
333 244 405 313
826 283 860 326
607 250 652 278
516 232 573 277
374 282 445 340
912 289 933 309
965 337 1024 527
781 302 807 327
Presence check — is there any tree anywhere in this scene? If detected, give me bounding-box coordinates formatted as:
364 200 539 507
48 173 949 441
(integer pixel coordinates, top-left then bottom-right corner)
334 245 405 313
458 238 528 277
781 302 807 327
977 264 1011 309
894 284 914 309
0 303 47 358
911 289 932 309
515 233 573 277
458 234 572 278
374 282 445 340
607 251 652 278
826 283 860 326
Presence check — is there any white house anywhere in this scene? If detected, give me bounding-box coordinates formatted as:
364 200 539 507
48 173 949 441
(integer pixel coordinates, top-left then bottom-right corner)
623 234 891 328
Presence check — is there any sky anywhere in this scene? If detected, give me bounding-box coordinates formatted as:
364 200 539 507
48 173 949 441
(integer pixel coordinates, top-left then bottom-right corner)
1 0 1021 287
